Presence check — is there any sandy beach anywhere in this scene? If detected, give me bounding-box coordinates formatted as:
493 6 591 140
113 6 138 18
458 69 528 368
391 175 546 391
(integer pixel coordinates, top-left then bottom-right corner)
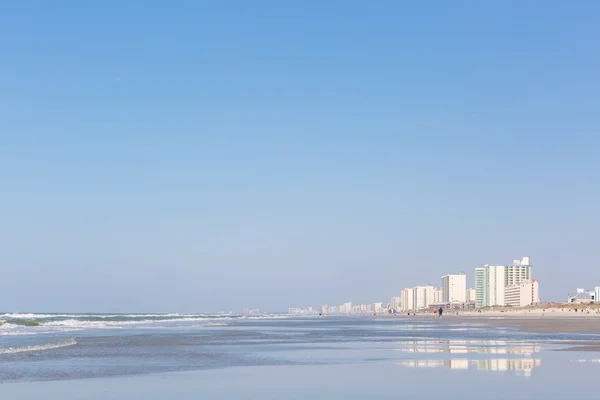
447 313 600 333
382 309 600 350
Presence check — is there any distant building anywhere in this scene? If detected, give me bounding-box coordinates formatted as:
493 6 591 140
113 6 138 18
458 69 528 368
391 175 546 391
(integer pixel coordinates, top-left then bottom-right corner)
433 287 443 304
442 273 467 303
505 280 540 307
505 257 533 287
413 285 435 311
475 265 505 308
390 296 402 312
476 257 533 308
596 287 600 303
465 288 476 303
568 288 596 303
401 288 415 311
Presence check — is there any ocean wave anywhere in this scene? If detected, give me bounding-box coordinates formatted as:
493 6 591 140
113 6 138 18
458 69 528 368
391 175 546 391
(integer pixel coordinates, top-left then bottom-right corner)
41 316 234 328
0 313 290 335
243 315 291 319
0 338 77 355
5 319 41 327
0 313 238 321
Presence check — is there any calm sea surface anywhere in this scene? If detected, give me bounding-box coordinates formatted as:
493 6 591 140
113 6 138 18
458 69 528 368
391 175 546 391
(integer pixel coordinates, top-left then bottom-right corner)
1 313 599 399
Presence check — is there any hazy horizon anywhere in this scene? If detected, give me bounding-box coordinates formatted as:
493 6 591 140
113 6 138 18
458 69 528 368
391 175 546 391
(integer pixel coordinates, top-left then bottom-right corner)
2 2 599 313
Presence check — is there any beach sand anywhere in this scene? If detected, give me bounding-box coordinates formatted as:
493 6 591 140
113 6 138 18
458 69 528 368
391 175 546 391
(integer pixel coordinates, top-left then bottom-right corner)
387 310 600 350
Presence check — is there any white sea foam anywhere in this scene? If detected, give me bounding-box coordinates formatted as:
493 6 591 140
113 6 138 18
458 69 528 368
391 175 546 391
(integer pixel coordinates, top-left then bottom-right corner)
41 316 234 328
0 313 289 335
1 313 202 319
0 338 77 354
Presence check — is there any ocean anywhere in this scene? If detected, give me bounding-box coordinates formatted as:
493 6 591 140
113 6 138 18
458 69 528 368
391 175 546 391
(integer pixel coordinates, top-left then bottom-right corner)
1 313 599 399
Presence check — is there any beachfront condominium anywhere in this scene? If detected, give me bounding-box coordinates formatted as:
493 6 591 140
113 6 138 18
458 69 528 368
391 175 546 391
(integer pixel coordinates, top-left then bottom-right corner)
595 287 600 303
475 265 505 308
505 280 540 307
441 273 467 303
413 285 435 310
505 257 532 287
466 288 476 303
390 296 401 312
401 285 436 311
433 287 443 304
401 288 414 312
475 257 533 308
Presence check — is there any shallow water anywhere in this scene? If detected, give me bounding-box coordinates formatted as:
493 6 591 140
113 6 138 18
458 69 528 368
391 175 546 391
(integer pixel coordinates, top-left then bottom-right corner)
1 315 599 398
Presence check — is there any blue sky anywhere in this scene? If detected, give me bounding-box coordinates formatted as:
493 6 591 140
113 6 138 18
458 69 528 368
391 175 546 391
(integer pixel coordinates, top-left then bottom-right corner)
1 1 599 312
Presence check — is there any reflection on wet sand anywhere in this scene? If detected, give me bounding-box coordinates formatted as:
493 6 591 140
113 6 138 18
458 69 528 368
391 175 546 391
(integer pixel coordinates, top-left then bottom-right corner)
396 340 541 355
399 358 541 377
400 359 469 370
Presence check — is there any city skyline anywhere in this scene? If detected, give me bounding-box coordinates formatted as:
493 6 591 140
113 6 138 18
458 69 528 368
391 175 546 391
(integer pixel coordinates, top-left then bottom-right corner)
289 256 547 314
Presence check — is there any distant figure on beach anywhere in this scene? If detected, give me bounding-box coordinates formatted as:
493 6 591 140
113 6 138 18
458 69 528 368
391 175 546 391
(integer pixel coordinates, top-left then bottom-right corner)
433 308 438 319
438 307 443 319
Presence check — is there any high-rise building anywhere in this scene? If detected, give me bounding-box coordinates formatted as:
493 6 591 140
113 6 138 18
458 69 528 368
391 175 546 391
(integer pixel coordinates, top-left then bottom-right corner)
413 285 435 310
465 288 476 303
401 288 415 311
340 302 352 314
475 268 485 308
475 257 533 308
390 296 402 311
442 273 467 303
505 280 540 307
595 287 599 303
506 257 532 287
433 287 443 304
475 265 505 308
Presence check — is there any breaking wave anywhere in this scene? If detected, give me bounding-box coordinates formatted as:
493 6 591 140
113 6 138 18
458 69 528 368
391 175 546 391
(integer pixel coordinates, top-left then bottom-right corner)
4 319 41 327
0 338 77 355
0 313 289 335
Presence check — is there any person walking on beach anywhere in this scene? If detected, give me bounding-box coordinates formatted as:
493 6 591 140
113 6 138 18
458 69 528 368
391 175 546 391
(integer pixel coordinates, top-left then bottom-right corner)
433 308 438 319
438 307 443 319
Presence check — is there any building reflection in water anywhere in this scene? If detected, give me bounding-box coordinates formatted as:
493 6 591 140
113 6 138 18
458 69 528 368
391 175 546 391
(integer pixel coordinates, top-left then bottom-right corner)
396 340 541 355
398 358 541 377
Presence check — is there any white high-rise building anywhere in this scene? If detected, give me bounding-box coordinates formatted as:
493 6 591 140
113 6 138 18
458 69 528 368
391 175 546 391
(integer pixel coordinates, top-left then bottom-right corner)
401 288 414 312
390 296 402 311
506 257 532 287
595 287 599 303
413 285 435 310
442 273 467 303
340 302 352 314
475 257 533 308
433 287 443 304
475 265 506 308
465 288 476 303
505 280 540 307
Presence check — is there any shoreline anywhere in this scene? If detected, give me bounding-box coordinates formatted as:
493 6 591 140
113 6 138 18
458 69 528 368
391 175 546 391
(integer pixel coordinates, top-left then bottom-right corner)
378 312 600 333
376 312 600 351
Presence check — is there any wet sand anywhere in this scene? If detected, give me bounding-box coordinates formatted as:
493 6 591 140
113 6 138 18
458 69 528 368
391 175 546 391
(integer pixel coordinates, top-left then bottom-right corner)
392 313 600 351
444 314 600 334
